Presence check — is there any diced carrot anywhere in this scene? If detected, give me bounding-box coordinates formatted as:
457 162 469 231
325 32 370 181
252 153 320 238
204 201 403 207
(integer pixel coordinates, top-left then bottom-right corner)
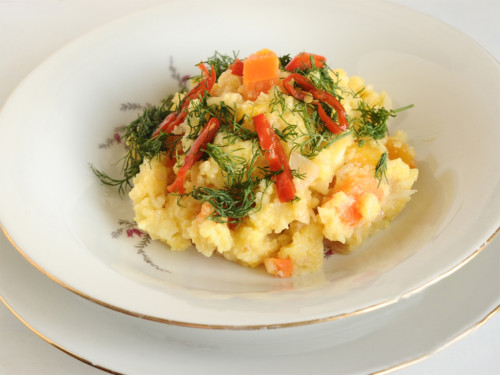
340 203 363 226
334 174 383 226
336 175 384 202
243 49 280 100
264 257 293 278
196 202 214 222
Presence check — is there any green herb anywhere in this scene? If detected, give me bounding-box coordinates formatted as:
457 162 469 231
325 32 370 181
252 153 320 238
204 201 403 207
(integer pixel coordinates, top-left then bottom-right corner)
204 143 246 184
352 102 414 145
374 151 388 186
278 54 291 68
292 102 351 158
307 67 344 100
91 95 175 194
188 143 271 224
203 51 239 79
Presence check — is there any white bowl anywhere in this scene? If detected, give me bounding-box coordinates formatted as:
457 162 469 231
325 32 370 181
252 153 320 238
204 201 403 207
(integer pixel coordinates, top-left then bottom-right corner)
0 0 498 328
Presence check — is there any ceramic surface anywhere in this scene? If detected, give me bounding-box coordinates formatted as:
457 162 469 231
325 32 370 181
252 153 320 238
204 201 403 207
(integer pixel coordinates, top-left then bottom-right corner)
0 0 498 327
0 229 498 374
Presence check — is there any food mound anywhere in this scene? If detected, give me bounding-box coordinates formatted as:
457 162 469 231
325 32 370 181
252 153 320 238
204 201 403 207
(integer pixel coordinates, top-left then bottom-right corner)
96 49 418 278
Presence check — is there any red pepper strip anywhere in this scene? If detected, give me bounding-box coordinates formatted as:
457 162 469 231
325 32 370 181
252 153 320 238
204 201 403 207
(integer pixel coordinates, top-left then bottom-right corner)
283 73 317 95
282 74 307 101
253 113 296 203
152 64 216 137
167 117 220 194
229 58 244 76
282 73 348 134
285 52 326 72
184 63 215 103
314 102 344 135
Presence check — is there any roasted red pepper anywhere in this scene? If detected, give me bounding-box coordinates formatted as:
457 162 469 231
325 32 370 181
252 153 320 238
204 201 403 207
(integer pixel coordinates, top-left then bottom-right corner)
285 52 326 72
167 117 220 194
282 73 315 100
153 63 216 137
283 73 348 134
253 113 296 203
229 58 244 76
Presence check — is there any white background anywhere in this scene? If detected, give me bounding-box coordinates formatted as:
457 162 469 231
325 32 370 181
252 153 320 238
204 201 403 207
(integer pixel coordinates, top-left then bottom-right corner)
0 0 498 374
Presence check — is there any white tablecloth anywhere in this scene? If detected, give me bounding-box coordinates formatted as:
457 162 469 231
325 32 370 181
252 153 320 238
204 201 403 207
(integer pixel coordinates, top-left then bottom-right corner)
0 1 498 374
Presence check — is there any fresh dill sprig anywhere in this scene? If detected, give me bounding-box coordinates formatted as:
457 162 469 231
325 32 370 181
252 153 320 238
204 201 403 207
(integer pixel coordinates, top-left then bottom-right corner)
269 76 350 159
307 67 343 99
188 143 270 224
91 95 175 194
204 51 239 79
352 102 414 145
374 151 388 186
269 86 289 115
291 101 351 158
185 99 256 144
278 54 291 68
204 143 246 183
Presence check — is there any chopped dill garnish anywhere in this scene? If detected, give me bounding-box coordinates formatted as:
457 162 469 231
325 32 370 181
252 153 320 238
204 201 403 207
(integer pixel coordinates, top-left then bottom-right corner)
352 103 414 145
374 151 388 186
204 143 246 182
292 101 351 158
91 95 176 194
188 144 271 224
203 51 239 79
269 86 289 115
278 54 291 68
307 66 344 101
185 99 256 143
268 87 347 158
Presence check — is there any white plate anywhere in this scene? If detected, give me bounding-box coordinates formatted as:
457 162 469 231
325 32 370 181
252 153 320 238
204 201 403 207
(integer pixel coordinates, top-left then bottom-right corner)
0 0 498 327
1 228 498 374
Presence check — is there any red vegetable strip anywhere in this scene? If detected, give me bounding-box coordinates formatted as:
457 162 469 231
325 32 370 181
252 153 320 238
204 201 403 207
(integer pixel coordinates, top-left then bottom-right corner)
253 113 296 203
314 102 344 135
286 73 317 92
229 58 244 76
167 117 220 194
285 52 326 72
184 62 215 103
311 90 348 132
282 73 348 133
274 170 296 203
153 64 216 137
282 74 306 101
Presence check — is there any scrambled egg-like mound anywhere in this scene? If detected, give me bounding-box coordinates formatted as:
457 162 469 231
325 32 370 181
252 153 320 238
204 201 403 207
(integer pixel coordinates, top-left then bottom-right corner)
129 50 418 277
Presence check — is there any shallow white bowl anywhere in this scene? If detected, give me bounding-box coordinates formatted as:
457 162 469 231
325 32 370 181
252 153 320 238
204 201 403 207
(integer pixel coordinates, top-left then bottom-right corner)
0 0 498 328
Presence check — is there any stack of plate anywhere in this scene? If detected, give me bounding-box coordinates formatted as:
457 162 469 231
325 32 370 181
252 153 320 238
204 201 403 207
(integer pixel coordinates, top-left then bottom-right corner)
0 1 498 373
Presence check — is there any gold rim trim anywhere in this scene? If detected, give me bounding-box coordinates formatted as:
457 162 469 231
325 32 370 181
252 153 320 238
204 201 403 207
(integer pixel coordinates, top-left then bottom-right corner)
0 294 122 375
0 274 498 374
371 304 500 375
0 223 499 330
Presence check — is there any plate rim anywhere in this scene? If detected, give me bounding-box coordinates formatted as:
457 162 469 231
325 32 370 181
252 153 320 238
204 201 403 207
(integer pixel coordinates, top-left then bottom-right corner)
1 227 499 374
0 0 499 329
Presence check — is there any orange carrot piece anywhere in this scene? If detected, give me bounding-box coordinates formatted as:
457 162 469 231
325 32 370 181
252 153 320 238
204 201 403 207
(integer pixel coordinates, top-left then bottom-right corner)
334 175 383 226
340 204 363 226
243 49 279 100
264 257 293 278
196 202 214 222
